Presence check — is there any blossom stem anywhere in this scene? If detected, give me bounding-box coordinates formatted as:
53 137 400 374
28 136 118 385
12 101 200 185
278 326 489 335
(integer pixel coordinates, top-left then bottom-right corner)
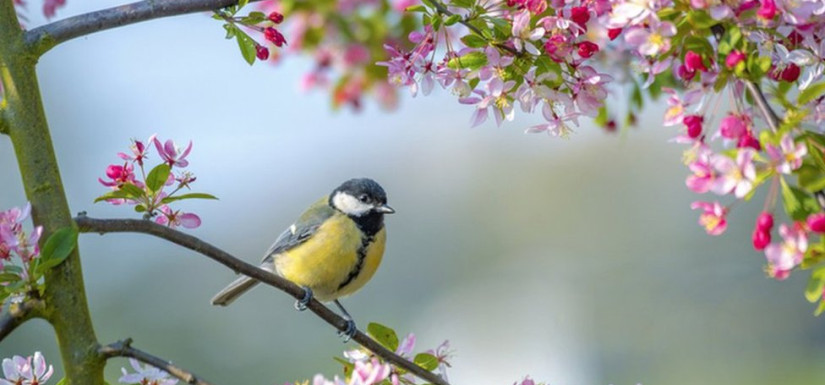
74 215 451 385
0 300 44 342
99 338 215 385
24 0 264 57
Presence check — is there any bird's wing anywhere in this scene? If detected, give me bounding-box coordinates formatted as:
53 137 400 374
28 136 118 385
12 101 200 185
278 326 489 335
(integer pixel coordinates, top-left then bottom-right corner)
261 196 336 262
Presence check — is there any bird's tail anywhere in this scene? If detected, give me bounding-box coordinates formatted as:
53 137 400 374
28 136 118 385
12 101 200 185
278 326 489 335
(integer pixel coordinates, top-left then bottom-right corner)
211 263 273 306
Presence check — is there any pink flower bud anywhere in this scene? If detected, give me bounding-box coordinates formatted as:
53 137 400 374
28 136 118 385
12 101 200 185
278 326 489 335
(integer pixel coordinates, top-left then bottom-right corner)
607 28 622 41
105 164 124 179
576 41 599 59
264 27 287 47
677 65 696 81
752 229 771 250
757 212 774 231
725 50 746 69
256 45 269 60
684 51 707 72
757 0 777 20
737 132 761 150
268 11 284 24
720 114 747 139
569 6 590 27
807 213 825 233
780 63 800 82
683 115 704 139
787 30 803 47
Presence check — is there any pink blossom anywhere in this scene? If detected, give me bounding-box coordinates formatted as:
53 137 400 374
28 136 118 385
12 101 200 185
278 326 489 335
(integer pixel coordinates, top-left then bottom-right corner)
543 33 574 63
766 133 807 173
726 50 746 69
119 358 178 385
685 150 715 193
479 47 515 81
572 66 612 117
511 10 545 54
757 0 778 20
99 163 137 188
691 201 728 235
684 51 707 72
710 149 756 198
807 213 825 233
662 88 702 127
153 137 193 168
459 78 516 127
765 223 808 280
623 21 676 57
117 135 155 166
155 206 201 229
1 351 54 385
719 113 748 140
513 67 552 113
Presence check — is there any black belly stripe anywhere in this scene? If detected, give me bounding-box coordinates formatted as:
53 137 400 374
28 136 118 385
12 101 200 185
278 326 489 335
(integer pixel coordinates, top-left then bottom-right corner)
337 234 375 290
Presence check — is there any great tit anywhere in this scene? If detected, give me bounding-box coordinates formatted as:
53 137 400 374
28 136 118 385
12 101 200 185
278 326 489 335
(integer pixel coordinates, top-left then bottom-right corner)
211 178 394 339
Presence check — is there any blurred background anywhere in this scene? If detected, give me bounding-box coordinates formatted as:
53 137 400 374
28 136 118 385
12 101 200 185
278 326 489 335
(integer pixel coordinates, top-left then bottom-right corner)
2 2 825 385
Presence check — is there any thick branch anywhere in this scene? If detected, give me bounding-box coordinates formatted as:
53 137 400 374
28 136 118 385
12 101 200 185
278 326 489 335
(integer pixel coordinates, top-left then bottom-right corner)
744 80 780 132
75 215 449 385
0 300 44 342
100 338 215 385
24 0 248 56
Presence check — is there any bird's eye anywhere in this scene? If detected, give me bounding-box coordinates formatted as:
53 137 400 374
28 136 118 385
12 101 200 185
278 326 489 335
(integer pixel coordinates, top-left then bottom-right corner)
358 194 370 203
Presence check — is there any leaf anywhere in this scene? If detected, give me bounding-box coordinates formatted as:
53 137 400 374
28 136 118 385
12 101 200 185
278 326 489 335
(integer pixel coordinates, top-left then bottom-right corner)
366 322 399 351
56 378 67 385
781 178 820 221
0 273 22 283
236 32 258 66
406 4 427 12
805 267 825 302
444 14 461 26
799 82 825 105
93 182 144 203
461 34 487 48
146 163 172 193
160 193 219 204
36 227 78 275
816 298 825 316
414 353 439 371
447 50 487 70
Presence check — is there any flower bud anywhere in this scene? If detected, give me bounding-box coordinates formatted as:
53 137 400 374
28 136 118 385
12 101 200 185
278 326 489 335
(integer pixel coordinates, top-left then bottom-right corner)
757 0 777 20
256 45 270 60
757 212 774 231
720 114 747 139
725 50 746 69
737 132 761 150
683 115 704 139
264 27 287 47
684 51 707 72
752 229 771 250
576 41 599 59
807 213 825 233
268 11 284 24
607 28 622 41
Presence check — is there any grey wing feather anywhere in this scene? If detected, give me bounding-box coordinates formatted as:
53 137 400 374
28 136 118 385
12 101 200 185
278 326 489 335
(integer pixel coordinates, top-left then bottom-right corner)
261 202 336 263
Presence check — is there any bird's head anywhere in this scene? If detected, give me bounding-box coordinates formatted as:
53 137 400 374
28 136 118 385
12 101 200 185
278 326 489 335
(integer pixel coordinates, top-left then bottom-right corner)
330 178 394 217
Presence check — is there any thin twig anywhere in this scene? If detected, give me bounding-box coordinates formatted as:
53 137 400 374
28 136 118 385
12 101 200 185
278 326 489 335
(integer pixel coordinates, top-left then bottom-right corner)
74 215 449 385
0 300 44 342
100 338 215 385
744 80 780 132
23 0 259 56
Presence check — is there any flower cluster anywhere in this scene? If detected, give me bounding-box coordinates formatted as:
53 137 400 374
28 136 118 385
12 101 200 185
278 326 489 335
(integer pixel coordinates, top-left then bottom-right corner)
0 351 54 385
119 358 178 385
96 135 216 229
215 6 288 65
12 0 66 23
285 323 451 385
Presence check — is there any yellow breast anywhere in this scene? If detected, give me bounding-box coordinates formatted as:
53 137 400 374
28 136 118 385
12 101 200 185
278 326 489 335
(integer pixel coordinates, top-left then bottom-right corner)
273 213 386 302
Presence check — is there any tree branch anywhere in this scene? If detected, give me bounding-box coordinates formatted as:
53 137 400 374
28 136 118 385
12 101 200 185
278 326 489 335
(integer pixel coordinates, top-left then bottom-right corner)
744 80 780 132
24 0 250 56
100 338 215 385
75 215 449 385
0 299 44 342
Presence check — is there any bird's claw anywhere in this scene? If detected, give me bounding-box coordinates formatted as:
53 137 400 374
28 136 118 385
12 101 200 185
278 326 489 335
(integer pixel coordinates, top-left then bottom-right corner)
337 320 357 342
294 286 313 311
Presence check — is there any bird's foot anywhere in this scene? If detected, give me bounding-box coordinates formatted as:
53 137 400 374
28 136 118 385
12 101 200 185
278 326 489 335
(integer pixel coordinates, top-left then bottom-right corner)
337 319 357 342
294 286 313 311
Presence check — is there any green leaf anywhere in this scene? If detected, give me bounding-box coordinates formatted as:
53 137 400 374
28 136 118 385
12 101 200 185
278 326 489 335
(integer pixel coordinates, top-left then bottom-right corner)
630 83 643 110
816 298 825 316
414 353 439 371
805 267 825 302
146 163 172 193
134 204 147 213
36 227 78 275
238 0 249 8
686 10 716 28
160 193 219 204
797 164 825 193
236 32 258 66
367 322 399 351
447 50 487 70
94 190 131 203
781 178 820 221
451 0 475 7
0 273 22 283
406 4 427 12
799 82 825 105
444 14 461 26
120 183 145 198
717 25 741 55
461 34 487 48
56 378 67 385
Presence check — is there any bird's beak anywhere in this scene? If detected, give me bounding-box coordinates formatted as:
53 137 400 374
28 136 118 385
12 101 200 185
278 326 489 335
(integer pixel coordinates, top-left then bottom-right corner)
375 204 395 214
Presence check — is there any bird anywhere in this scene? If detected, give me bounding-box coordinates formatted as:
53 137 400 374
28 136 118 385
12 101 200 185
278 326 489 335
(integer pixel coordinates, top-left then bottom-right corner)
211 178 394 339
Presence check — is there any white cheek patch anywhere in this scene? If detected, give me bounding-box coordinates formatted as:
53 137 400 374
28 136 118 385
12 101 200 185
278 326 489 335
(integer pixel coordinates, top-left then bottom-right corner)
332 192 372 216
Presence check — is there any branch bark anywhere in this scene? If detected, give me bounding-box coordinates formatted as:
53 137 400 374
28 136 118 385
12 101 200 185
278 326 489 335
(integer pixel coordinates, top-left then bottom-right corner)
1 1 105 383
75 215 449 385
744 80 780 132
24 0 251 56
0 300 44 342
100 338 215 385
